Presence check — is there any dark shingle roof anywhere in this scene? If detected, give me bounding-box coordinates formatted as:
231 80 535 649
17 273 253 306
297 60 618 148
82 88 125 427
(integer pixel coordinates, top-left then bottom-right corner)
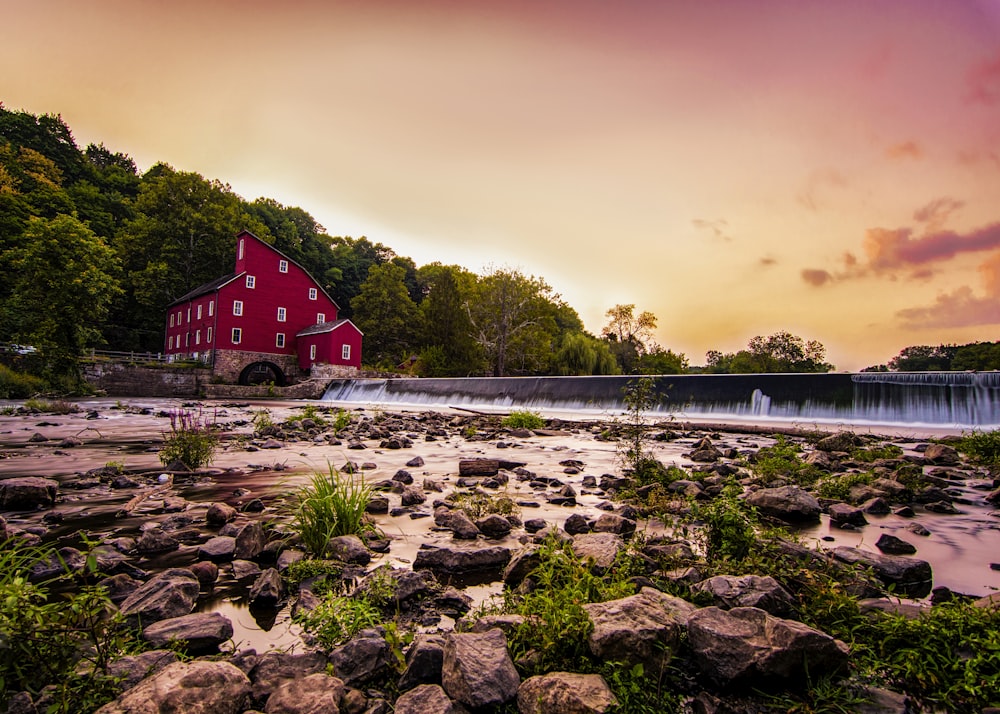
168 272 243 307
296 319 362 337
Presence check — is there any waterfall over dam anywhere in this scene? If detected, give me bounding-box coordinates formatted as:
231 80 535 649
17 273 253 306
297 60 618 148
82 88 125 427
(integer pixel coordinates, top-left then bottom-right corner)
321 372 1000 428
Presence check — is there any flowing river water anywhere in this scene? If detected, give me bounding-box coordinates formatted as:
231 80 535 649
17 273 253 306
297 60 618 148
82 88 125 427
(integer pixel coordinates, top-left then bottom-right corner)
1 395 997 653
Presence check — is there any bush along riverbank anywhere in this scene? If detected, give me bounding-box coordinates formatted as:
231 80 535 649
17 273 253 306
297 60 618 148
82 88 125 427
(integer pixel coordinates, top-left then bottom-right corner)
2 399 1000 712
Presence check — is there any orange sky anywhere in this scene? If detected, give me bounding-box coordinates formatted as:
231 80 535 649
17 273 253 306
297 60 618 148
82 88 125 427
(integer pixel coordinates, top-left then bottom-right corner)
3 0 1000 370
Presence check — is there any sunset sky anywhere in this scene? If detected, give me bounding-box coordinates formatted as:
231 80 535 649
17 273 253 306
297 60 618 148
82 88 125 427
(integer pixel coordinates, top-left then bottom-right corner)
3 0 1000 370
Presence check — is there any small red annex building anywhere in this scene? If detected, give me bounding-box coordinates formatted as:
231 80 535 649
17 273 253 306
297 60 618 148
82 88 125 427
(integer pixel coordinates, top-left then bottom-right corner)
164 230 363 385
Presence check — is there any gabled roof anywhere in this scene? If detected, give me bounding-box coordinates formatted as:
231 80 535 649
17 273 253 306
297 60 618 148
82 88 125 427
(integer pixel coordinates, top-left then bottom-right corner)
237 230 341 311
168 272 243 307
295 319 364 338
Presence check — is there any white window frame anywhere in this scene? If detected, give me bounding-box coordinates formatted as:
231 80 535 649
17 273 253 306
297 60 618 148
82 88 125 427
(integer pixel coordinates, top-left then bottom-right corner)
232 327 242 344
342 344 351 361
177 310 183 325
276 333 285 348
316 313 325 324
233 300 243 316
208 300 214 317
196 304 202 320
277 307 286 323
309 344 317 360
308 287 318 300
238 238 244 260
169 313 174 327
246 275 255 289
186 307 191 322
279 259 288 273
168 336 174 350
195 329 201 345
185 333 190 347
207 327 213 343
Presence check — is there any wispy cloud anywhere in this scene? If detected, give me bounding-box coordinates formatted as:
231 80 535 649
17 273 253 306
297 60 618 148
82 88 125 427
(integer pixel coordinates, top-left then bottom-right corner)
912 197 964 233
966 51 1000 105
759 256 778 268
863 222 1000 272
885 140 922 160
692 218 732 242
800 268 831 287
897 250 1000 328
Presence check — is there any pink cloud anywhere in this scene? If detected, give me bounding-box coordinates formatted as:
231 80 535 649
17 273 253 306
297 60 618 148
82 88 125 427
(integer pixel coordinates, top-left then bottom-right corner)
885 141 922 160
897 248 1000 329
692 218 732 242
912 197 964 232
801 269 831 287
863 222 1000 272
759 256 777 267
966 52 1000 105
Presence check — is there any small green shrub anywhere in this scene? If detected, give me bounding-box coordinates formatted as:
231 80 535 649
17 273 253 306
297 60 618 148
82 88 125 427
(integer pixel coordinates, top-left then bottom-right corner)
252 409 273 433
749 436 822 486
956 429 1000 465
850 443 904 462
293 593 382 649
815 472 874 501
22 398 77 414
501 409 545 430
449 490 519 520
290 465 373 557
283 558 344 596
695 481 758 563
331 408 352 434
158 409 218 470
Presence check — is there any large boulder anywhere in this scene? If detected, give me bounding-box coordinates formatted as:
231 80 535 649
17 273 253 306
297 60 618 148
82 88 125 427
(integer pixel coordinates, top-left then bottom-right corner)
441 629 520 709
413 544 511 577
119 568 201 627
517 672 618 714
583 587 695 667
571 532 625 571
264 672 345 714
249 568 284 607
923 443 960 465
0 477 58 510
326 534 371 565
95 660 250 714
232 521 267 560
105 650 179 693
141 612 233 653
687 606 849 688
745 486 821 523
328 632 391 686
832 547 932 598
691 575 795 617
398 634 446 690
249 651 329 701
815 432 861 452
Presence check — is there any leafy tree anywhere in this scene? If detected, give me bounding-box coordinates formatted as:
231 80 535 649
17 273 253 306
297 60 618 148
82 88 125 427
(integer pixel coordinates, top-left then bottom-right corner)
601 304 658 373
551 331 621 375
327 236 400 317
2 214 121 377
705 331 833 373
638 347 688 374
951 342 1000 371
417 264 481 376
887 345 957 371
350 262 423 367
467 267 558 377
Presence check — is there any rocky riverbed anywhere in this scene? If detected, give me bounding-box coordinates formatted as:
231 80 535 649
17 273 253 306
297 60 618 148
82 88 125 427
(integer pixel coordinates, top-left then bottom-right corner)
1 397 999 713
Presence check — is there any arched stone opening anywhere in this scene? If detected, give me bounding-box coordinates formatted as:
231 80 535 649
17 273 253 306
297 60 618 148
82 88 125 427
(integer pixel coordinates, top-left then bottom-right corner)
238 361 286 387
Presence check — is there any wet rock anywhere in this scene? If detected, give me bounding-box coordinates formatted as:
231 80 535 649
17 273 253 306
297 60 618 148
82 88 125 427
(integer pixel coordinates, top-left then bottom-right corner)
745 486 821 523
476 513 512 539
95 660 250 714
906 523 931 537
28 546 85 581
105 650 179 693
250 651 329 701
442 629 520 709
803 450 834 470
406 455 425 468
111 474 141 489
924 500 959 514
413 544 511 577
0 477 58 510
142 612 234 653
875 534 917 555
329 632 391 687
249 568 284 607
99 573 143 604
832 546 932 598
394 684 467 714
584 587 695 667
392 469 414 485
401 485 427 506
860 497 891 514
276 548 305 571
327 535 371 565
523 518 547 533
264 672 345 714
687 606 849 688
232 521 267 560
691 575 795 617
398 634 446 690
207 502 238 526
923 443 960 465
517 672 618 714
571 532 624 571
815 432 861 452
828 502 868 527
28 432 47 442
232 559 263 583
198 535 237 562
120 568 201 626
435 507 480 540
366 495 390 514
592 513 636 536
564 513 592 535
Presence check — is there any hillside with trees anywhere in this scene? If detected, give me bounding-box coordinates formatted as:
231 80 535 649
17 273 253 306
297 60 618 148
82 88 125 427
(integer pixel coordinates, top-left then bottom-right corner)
0 105 862 392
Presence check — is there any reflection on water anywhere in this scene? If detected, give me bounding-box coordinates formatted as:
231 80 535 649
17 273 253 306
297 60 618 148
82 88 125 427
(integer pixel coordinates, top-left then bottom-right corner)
198 596 304 653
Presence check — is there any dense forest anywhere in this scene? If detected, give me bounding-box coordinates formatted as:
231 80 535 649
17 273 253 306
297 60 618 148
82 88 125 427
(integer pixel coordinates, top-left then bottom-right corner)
0 106 996 392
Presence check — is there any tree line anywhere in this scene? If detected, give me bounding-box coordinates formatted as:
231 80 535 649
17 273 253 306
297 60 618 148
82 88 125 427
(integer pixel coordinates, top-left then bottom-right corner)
5 105 983 389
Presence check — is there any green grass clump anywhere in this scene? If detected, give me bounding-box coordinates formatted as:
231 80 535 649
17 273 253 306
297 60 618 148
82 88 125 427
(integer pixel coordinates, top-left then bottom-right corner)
22 397 77 414
955 429 1000 465
449 490 520 520
749 436 823 486
158 409 218 470
290 465 373 557
850 443 904 462
294 593 382 649
815 472 874 501
501 409 546 430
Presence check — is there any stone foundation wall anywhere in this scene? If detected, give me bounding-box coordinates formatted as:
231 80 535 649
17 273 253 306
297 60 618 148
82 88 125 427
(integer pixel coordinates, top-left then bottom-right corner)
210 350 306 385
83 363 207 397
202 379 331 400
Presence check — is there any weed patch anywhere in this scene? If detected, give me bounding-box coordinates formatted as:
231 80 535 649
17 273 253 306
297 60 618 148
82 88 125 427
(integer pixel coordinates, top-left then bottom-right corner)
159 408 218 470
290 465 374 557
501 410 545 430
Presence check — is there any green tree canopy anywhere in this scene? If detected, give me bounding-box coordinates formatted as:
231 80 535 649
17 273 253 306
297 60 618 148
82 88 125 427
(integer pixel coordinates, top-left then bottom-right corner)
705 331 833 373
416 264 481 376
350 262 423 367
